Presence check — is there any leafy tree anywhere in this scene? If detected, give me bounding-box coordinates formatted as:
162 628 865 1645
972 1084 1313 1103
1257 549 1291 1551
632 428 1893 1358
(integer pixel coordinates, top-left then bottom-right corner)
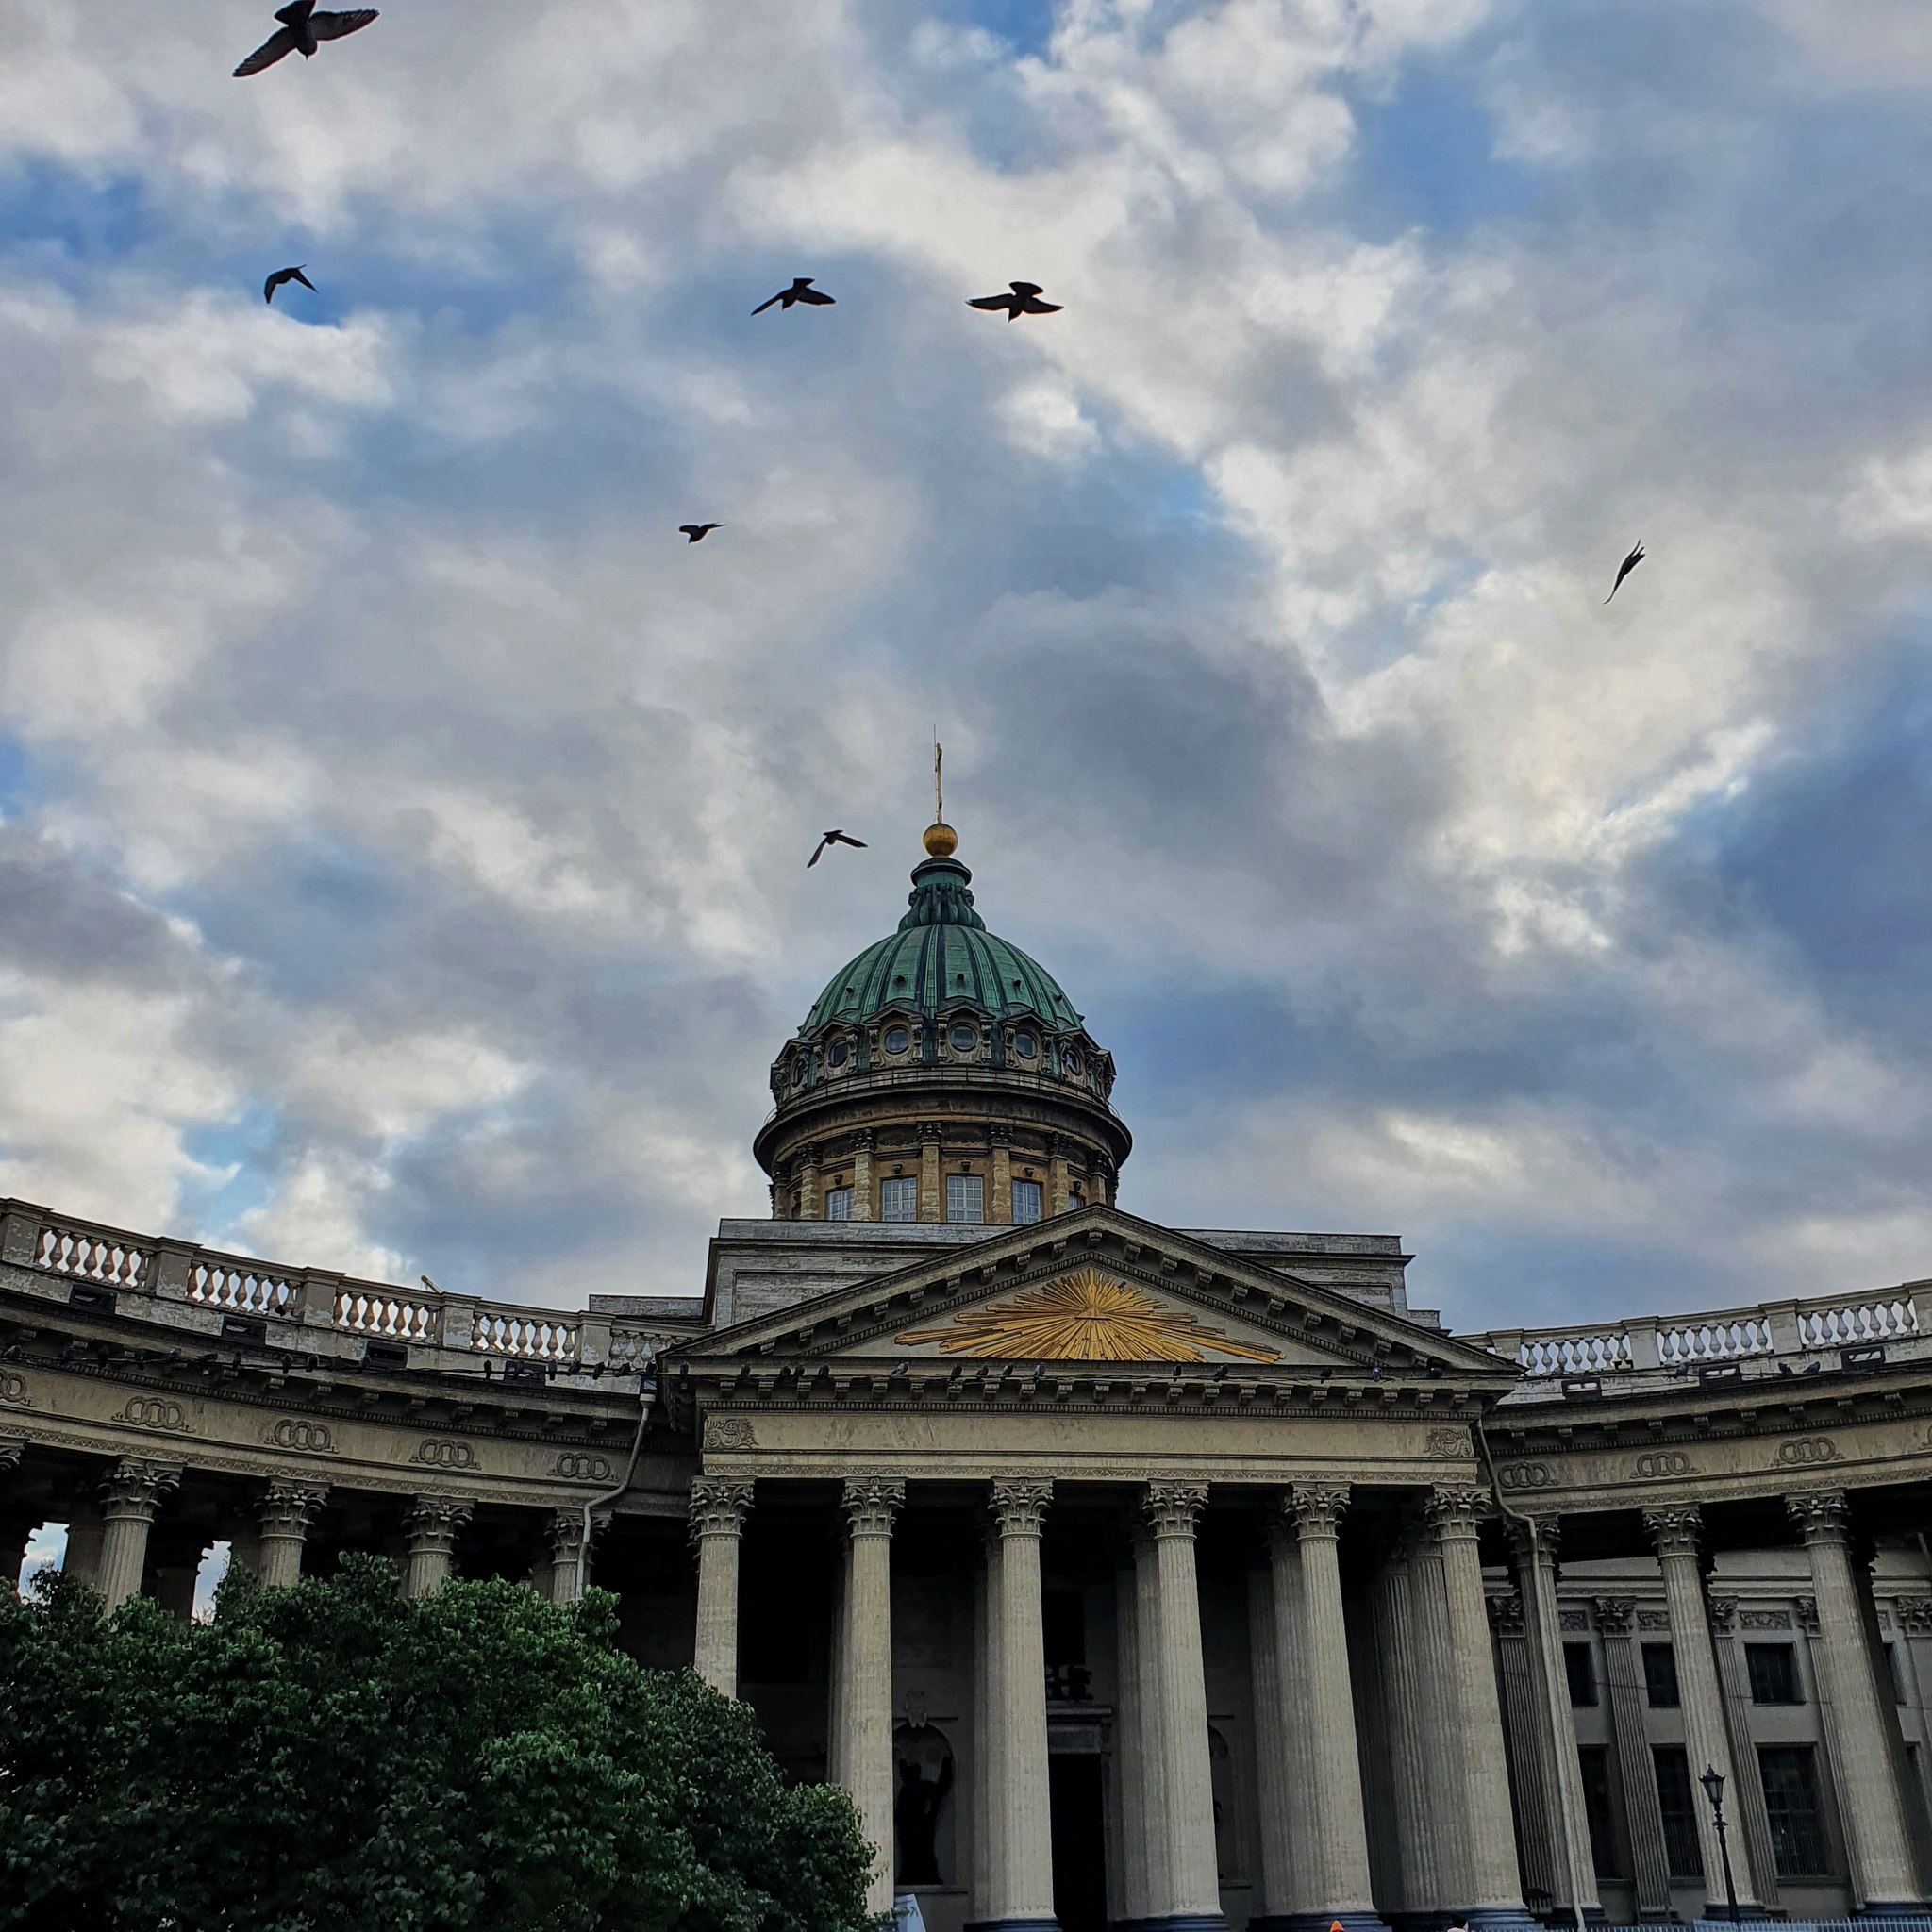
0 1556 874 1932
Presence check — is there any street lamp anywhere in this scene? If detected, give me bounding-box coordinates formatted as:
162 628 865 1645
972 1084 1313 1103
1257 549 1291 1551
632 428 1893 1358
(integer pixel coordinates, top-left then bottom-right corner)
1698 1764 1741 1923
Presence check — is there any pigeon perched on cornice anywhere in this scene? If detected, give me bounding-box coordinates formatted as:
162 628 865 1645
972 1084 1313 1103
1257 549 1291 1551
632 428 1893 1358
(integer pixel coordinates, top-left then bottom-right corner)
235 2 379 77
753 277 836 315
808 830 868 868
1605 540 1645 603
968 281 1063 321
263 265 316 305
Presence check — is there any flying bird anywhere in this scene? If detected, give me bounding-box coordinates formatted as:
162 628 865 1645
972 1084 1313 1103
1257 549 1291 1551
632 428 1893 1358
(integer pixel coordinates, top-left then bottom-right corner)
679 523 723 543
234 2 379 77
968 280 1063 321
808 829 868 868
752 277 836 315
1605 541 1646 603
263 265 316 305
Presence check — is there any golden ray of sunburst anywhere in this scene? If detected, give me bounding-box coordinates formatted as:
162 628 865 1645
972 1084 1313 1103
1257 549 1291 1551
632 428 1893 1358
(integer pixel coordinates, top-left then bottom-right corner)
896 1266 1279 1363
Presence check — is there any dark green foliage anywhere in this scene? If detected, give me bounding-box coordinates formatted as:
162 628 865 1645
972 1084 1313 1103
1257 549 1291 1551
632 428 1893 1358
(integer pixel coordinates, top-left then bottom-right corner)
0 1556 873 1932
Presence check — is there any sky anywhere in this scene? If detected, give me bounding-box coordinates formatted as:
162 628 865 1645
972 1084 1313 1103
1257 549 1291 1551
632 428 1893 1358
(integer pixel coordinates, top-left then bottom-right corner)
5 0 1932 1337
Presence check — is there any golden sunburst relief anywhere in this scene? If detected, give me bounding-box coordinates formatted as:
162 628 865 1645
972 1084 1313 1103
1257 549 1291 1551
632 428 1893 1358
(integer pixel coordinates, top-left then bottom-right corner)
895 1267 1280 1363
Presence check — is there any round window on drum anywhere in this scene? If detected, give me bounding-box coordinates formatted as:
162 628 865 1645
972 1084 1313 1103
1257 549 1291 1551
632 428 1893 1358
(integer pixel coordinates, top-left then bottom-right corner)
827 1039 850 1068
949 1023 977 1053
884 1025 910 1055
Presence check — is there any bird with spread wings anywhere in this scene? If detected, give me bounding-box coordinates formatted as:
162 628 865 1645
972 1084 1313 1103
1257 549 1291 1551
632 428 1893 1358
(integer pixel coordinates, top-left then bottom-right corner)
968 281 1063 321
235 2 379 77
808 830 868 868
753 278 836 315
1605 541 1646 603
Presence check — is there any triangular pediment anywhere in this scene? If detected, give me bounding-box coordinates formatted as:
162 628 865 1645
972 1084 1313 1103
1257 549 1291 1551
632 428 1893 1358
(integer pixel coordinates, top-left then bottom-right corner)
667 1205 1512 1384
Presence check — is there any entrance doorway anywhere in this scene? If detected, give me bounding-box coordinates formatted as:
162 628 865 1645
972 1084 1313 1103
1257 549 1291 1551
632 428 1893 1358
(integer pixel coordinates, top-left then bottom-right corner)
1048 1755 1107 1932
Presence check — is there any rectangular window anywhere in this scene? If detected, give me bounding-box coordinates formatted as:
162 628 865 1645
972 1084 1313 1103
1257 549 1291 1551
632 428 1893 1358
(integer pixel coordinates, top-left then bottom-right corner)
1747 1642 1802 1705
1565 1641 1599 1707
1654 1746 1706 1879
1578 1744 1620 1878
1759 1746 1831 1877
824 1187 853 1222
1010 1179 1042 1225
945 1174 984 1224
879 1175 917 1222
1642 1641 1681 1708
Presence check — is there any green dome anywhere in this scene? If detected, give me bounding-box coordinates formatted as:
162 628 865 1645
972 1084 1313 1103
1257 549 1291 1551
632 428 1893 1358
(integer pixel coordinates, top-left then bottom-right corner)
799 856 1083 1037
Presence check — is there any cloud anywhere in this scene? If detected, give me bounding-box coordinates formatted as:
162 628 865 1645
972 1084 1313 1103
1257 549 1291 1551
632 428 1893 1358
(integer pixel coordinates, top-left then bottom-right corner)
2 0 1932 1332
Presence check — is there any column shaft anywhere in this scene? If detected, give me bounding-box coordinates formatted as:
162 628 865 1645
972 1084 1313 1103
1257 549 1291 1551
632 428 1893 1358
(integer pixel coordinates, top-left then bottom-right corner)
1591 1599 1675 1920
1491 1590 1559 1907
98 1460 179 1608
1144 1481 1224 1928
1426 1486 1539 1932
842 1476 905 1919
1262 1522 1324 1922
1510 1520 1601 1918
853 1133 876 1223
1247 1565 1295 1921
1136 1529 1174 1919
1788 1491 1926 1910
1707 1596 1782 1910
919 1128 943 1223
403 1495 473 1598
1642 1507 1760 1910
990 1135 1014 1225
1373 1541 1437 1914
1410 1529 1475 1912
976 1536 1006 1919
689 1478 755 1694
988 1479 1057 1927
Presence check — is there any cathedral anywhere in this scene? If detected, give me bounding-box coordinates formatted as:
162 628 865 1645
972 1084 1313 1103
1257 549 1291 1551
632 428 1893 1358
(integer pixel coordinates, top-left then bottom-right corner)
5 820 1932 1930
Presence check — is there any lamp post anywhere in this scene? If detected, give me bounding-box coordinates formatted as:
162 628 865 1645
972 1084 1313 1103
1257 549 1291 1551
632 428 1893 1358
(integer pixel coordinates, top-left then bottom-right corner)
1698 1764 1741 1924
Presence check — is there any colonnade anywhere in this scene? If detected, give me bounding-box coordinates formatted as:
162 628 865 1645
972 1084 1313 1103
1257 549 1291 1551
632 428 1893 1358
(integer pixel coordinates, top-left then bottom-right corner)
686 1474 1543 1932
25 1453 599 1608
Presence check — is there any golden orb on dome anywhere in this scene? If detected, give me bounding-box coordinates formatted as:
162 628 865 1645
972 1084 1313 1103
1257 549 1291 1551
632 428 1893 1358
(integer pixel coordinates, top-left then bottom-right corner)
923 820 958 858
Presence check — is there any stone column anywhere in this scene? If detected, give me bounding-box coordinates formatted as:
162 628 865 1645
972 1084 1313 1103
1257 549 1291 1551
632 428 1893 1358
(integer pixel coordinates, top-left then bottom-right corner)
1281 1485 1379 1930
975 1533 1005 1920
1425 1486 1540 1932
1143 1480 1224 1928
1490 1588 1559 1908
798 1143 824 1222
1134 1527 1176 1921
403 1495 473 1598
1591 1596 1674 1920
853 1130 876 1223
1408 1517 1475 1913
919 1124 944 1223
1256 1519 1323 1927
1507 1518 1602 1921
987 1479 1058 1929
990 1125 1015 1226
690 1477 755 1696
256 1481 327 1589
1247 1561 1295 1924
1641 1507 1761 1910
62 1491 106 1590
1787 1491 1926 1911
98 1460 180 1608
1706 1594 1782 1911
545 1507 604 1602
1373 1529 1437 1916
841 1475 905 1919
0 1437 29 1595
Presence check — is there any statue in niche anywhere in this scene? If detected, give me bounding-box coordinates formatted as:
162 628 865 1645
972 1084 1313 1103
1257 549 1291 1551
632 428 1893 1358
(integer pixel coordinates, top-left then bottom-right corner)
893 1723 955 1886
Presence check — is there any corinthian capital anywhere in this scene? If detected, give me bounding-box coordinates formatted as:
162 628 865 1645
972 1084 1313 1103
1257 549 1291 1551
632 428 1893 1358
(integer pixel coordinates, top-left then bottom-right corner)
1785 1489 1852 1544
1424 1484 1491 1541
1143 1480 1208 1537
841 1475 906 1536
1285 1483 1351 1539
100 1459 181 1522
1591 1595 1636 1635
258 1481 328 1539
688 1477 756 1543
990 1477 1053 1536
403 1495 473 1555
1642 1505 1704 1560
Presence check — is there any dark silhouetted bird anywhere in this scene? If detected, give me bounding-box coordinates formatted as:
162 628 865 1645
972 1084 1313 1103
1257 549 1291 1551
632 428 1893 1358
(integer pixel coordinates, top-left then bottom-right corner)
263 265 316 305
679 523 723 543
235 2 379 76
1605 541 1646 603
808 829 868 868
753 277 836 315
968 280 1063 321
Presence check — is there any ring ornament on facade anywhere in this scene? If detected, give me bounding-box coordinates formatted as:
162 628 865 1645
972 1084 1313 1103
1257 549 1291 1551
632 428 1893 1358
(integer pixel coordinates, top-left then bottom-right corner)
0 1369 28 1406
1774 1435 1839 1467
1632 1450 1695 1480
553 1452 613 1482
116 1395 189 1432
1497 1460 1558 1491
269 1417 335 1454
413 1438 477 1469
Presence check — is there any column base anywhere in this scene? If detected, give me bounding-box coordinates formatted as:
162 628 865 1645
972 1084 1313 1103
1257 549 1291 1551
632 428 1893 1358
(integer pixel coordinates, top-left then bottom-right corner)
1694 1911 1783 1924
1113 1918 1231 1932
966 1919 1061 1932
1248 1914 1386 1932
1850 1908 1932 1924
